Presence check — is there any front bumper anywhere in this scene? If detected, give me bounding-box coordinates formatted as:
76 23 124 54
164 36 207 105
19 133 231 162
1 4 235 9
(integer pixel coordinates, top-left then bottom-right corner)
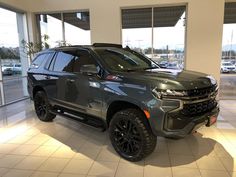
148 98 219 138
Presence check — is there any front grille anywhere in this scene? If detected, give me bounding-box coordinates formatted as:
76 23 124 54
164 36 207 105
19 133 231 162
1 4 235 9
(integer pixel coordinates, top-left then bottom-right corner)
166 98 217 130
165 85 218 130
181 99 217 116
186 85 217 98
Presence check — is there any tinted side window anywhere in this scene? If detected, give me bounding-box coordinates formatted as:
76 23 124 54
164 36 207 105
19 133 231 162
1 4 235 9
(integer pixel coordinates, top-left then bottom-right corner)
31 54 48 69
53 52 74 72
72 50 97 72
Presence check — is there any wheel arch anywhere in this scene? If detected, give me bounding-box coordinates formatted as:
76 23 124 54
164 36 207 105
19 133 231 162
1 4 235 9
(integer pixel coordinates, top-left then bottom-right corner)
33 85 46 99
106 100 150 127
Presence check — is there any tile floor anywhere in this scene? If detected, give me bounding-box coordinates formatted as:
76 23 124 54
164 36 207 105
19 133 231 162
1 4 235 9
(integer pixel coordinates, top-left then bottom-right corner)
0 99 236 177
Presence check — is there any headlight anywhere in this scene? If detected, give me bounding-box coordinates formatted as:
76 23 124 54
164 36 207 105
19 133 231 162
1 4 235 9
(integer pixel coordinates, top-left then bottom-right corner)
206 75 217 85
152 88 188 99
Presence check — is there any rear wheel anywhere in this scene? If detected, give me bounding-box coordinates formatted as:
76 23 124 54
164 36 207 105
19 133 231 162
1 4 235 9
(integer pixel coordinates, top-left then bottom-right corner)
109 108 157 162
34 91 56 121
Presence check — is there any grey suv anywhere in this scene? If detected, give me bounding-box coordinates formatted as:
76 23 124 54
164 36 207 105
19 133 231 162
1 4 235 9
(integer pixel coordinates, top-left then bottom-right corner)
27 43 219 161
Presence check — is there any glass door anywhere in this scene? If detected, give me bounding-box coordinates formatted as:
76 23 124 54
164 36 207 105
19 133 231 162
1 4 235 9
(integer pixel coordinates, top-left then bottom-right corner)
0 7 29 105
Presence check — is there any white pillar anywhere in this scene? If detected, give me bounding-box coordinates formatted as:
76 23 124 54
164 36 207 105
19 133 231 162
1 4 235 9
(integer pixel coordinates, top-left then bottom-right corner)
0 59 5 105
90 5 121 44
185 0 225 84
16 12 29 97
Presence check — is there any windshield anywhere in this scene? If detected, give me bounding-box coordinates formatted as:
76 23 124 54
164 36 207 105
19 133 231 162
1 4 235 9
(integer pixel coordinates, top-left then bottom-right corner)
95 48 159 72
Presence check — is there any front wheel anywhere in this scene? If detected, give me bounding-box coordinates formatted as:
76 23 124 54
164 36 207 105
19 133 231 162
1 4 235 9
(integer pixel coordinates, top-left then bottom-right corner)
34 91 56 122
109 108 157 162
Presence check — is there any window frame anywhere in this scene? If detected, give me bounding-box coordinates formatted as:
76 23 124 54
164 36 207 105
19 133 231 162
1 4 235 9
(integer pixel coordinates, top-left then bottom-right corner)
44 52 56 70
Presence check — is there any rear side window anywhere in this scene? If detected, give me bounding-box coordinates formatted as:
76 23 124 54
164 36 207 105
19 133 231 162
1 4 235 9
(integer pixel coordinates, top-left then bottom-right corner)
31 53 52 69
53 52 74 72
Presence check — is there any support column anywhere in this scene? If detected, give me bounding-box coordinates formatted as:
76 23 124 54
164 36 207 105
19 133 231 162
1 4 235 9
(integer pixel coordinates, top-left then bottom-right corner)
185 0 225 84
16 12 29 97
90 5 121 44
0 59 5 105
26 12 40 56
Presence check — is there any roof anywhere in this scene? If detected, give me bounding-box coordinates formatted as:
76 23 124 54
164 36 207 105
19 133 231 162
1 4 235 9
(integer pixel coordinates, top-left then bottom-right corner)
38 43 123 53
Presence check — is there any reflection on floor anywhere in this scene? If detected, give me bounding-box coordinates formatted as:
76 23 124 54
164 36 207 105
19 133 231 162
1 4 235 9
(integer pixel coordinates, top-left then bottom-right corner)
0 99 236 177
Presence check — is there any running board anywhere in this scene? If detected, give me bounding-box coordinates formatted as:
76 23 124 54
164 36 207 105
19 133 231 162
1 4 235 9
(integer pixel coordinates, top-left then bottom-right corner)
50 109 107 132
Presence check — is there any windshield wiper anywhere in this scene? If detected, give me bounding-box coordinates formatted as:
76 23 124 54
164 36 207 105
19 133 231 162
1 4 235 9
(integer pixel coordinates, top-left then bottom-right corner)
122 66 160 72
122 68 138 72
142 66 160 70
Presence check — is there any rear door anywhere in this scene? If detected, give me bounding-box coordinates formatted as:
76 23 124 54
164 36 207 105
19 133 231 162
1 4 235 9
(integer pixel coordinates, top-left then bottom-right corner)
28 52 55 98
47 51 75 104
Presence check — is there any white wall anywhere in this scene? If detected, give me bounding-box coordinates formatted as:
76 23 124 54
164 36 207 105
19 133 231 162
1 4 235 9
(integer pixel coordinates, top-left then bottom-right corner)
0 0 227 83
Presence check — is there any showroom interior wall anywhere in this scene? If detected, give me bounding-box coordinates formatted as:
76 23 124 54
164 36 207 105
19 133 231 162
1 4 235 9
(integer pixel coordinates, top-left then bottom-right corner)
0 0 228 84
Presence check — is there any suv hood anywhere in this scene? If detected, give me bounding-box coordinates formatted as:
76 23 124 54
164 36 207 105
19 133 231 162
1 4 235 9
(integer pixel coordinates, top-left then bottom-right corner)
119 68 216 90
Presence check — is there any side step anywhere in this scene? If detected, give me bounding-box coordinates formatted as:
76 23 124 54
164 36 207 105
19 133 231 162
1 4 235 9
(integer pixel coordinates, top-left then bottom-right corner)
50 109 107 132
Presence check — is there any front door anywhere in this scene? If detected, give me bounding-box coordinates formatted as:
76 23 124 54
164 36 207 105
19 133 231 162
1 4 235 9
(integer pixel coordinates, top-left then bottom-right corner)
53 49 103 117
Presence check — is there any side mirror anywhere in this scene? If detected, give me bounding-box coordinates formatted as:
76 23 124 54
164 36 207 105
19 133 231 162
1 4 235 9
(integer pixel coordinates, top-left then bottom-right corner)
80 64 99 75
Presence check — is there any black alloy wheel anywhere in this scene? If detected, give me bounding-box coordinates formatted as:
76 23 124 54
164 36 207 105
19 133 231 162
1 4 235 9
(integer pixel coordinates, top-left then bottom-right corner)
34 91 56 121
109 108 157 161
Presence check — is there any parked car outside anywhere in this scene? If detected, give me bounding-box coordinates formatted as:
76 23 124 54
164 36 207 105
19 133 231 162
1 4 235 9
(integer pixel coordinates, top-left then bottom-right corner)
1 64 13 75
221 61 236 73
12 63 22 74
1 63 22 75
167 62 180 69
159 61 168 68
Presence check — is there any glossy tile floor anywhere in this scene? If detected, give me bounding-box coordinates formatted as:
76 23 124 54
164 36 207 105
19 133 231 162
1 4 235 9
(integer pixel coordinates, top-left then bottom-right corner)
0 100 236 177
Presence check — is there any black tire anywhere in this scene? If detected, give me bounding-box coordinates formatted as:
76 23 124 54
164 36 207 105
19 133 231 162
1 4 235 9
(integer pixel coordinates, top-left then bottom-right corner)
34 91 56 122
109 108 157 162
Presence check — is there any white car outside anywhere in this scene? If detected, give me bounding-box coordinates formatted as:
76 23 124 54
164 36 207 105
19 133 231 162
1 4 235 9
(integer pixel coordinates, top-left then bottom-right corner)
221 62 236 73
1 63 22 75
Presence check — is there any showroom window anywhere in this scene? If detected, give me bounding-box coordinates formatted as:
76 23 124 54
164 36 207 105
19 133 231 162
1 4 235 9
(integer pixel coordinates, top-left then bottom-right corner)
37 13 63 47
220 2 236 99
36 11 91 48
122 5 186 69
0 7 29 105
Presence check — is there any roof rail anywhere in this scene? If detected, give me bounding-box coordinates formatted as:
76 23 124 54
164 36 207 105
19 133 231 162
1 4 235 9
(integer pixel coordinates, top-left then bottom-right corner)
92 43 122 48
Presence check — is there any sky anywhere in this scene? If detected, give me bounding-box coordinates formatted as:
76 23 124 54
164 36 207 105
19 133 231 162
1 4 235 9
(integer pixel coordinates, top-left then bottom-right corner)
0 7 236 51
0 8 19 47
